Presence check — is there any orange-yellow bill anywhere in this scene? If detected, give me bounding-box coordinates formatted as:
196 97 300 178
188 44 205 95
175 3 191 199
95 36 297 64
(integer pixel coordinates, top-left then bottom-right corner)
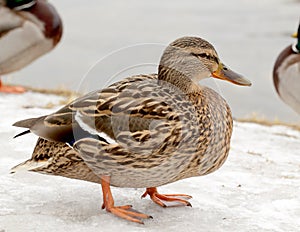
212 64 252 86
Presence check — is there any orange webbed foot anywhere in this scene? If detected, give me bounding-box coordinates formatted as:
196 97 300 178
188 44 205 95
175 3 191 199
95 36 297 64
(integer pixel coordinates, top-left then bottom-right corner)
103 204 152 224
141 187 192 207
0 80 26 94
101 176 152 224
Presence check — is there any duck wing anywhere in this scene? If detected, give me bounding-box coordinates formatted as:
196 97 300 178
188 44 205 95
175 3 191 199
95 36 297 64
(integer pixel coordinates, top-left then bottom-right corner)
14 74 197 145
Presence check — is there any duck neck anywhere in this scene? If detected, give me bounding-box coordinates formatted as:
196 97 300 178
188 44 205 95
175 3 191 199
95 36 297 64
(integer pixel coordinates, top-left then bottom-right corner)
6 0 36 10
296 38 300 52
293 25 300 53
292 40 300 53
158 65 198 93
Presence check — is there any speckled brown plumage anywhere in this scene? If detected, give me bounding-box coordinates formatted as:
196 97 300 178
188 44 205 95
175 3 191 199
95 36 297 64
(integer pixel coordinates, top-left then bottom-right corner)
11 137 101 184
71 77 233 188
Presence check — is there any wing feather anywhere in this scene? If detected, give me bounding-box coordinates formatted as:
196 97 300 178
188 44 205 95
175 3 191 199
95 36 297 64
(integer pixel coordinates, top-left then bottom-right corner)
14 74 196 144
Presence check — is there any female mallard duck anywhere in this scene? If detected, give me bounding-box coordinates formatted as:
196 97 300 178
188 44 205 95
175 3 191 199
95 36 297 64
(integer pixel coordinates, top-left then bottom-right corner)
13 36 251 224
0 0 62 93
273 22 300 114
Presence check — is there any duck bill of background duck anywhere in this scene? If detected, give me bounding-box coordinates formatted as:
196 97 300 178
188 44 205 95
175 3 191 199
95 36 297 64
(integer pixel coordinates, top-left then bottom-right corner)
292 21 300 38
212 64 252 86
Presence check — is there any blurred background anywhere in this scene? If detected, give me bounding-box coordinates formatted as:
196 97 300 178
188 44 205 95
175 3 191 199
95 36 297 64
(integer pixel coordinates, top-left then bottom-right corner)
4 0 300 123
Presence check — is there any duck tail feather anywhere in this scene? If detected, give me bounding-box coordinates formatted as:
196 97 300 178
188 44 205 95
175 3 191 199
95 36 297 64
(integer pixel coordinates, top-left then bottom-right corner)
10 159 49 173
13 130 31 138
13 117 43 128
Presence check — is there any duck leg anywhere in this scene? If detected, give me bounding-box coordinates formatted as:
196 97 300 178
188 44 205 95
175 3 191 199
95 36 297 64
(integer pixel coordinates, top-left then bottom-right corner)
0 78 26 93
141 187 192 207
100 176 152 224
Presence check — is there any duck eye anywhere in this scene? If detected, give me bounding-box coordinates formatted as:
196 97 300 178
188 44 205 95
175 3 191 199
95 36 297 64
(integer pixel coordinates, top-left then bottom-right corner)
191 52 219 64
6 0 36 10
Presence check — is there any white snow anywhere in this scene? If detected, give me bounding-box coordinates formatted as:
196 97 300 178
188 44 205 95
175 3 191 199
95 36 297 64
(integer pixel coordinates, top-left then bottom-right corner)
0 92 300 232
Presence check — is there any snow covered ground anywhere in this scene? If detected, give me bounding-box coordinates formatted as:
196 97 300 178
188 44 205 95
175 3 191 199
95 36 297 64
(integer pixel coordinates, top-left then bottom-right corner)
0 92 300 232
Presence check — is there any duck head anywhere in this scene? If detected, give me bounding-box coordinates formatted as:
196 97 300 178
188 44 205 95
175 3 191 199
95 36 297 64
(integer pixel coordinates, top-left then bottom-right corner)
158 36 251 90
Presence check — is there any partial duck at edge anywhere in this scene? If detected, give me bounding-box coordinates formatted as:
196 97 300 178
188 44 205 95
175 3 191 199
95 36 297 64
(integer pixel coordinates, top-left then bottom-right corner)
0 0 62 93
273 22 300 115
